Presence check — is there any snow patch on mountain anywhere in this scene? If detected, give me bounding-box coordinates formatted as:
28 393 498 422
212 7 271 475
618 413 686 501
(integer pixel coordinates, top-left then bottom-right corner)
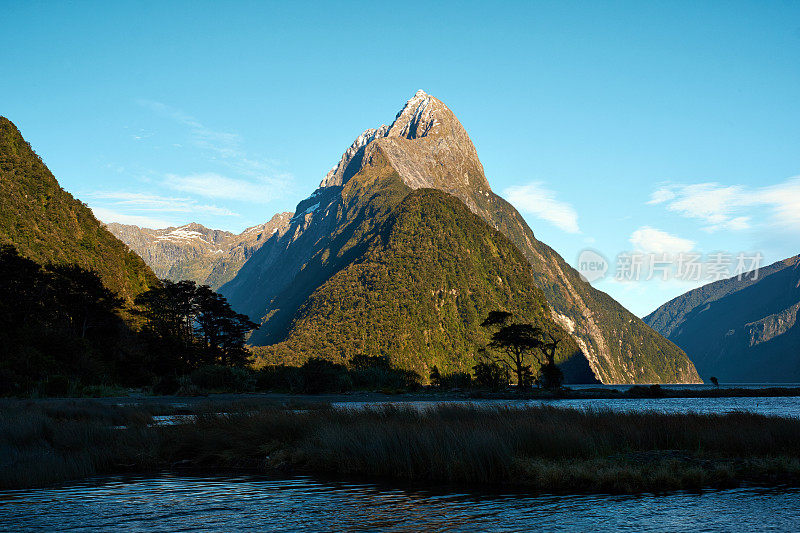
157 228 209 242
292 202 320 221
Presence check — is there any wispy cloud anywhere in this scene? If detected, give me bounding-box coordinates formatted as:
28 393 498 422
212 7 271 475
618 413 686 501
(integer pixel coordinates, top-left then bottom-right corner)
503 182 580 234
83 191 240 218
629 226 695 254
134 99 293 205
90 206 175 229
649 176 800 233
136 99 287 179
164 173 286 203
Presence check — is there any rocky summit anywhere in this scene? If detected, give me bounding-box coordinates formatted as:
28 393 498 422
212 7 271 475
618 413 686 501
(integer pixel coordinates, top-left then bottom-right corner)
645 255 800 383
220 90 701 384
106 213 292 289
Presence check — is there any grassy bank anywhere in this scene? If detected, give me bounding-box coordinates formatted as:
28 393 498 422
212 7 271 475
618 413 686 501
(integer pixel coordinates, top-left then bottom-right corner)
3 400 800 493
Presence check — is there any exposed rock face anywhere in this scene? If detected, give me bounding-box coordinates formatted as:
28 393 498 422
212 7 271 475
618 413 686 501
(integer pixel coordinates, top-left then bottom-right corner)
105 213 292 289
645 255 800 383
250 186 599 383
220 90 700 384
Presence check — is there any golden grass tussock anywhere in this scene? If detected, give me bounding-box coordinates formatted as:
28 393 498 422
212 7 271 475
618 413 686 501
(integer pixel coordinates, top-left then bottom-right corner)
3 400 800 493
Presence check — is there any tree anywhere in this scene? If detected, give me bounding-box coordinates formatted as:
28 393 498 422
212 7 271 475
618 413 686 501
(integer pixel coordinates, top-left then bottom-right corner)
134 280 257 370
134 279 199 350
472 354 509 391
480 311 564 391
194 284 257 366
46 264 123 339
350 354 392 371
481 310 513 328
429 365 442 387
0 245 129 390
710 376 719 388
485 322 543 390
536 332 564 390
134 279 200 371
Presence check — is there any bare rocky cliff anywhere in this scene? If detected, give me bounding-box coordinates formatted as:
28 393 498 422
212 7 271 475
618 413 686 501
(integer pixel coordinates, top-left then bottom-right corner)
221 90 701 384
105 213 292 289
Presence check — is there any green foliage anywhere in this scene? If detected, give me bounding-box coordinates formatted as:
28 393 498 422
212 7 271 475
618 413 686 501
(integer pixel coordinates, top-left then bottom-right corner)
537 362 564 390
255 186 584 381
0 245 128 394
0 117 158 301
190 365 256 393
472 360 509 391
299 358 352 394
350 354 392 371
482 194 699 383
0 242 256 395
134 280 258 372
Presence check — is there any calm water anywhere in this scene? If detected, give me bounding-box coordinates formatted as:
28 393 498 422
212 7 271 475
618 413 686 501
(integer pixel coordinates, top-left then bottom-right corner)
0 475 797 532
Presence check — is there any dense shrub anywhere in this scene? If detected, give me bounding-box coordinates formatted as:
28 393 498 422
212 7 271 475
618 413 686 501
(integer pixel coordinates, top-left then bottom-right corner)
40 375 72 397
300 358 352 394
190 365 255 392
152 375 180 395
472 361 509 391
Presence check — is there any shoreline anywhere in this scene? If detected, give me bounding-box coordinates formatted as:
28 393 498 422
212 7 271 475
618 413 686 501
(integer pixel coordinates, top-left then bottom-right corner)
3 399 800 494
12 385 800 407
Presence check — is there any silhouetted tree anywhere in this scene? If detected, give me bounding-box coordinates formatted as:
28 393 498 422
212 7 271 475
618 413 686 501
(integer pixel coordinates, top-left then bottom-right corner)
480 311 564 391
350 354 392 371
485 322 542 390
536 332 564 390
0 245 128 391
300 357 351 393
472 352 509 391
142 281 199 343
480 310 513 329
429 365 442 387
135 280 257 370
710 376 719 388
46 264 124 339
194 285 257 366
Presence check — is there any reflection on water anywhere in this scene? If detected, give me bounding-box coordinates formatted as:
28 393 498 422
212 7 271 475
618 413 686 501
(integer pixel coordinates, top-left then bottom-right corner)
334 396 800 418
0 475 797 532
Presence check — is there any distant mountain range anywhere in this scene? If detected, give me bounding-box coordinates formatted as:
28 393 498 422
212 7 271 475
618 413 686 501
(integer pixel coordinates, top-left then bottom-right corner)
219 90 700 384
105 214 292 289
0 117 157 301
0 96 708 385
645 255 800 383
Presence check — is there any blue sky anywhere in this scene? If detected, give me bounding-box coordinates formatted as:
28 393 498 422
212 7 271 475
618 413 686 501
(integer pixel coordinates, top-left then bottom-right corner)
3 1 799 316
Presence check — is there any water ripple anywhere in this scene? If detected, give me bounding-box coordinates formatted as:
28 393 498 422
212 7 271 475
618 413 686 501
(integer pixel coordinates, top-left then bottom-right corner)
0 475 798 532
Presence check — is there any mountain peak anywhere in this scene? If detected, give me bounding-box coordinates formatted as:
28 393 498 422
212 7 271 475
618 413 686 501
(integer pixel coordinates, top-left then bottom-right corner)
319 90 489 197
386 89 443 140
